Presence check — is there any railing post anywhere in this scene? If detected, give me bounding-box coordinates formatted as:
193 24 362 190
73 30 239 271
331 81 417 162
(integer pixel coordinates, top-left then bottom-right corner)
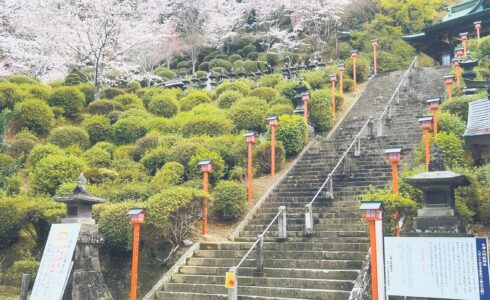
377 118 383 137
396 90 400 104
354 138 361 157
326 177 334 199
414 56 418 68
227 267 238 300
367 117 374 138
304 203 314 236
277 206 287 241
387 104 393 120
19 273 30 300
256 234 264 274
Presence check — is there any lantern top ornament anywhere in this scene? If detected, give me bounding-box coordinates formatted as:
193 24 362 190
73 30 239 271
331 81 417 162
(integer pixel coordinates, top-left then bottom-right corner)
385 146 403 163
459 32 468 39
474 21 482 28
337 63 345 71
245 132 256 143
371 39 378 46
443 74 455 83
351 50 358 57
267 116 278 126
427 97 442 109
127 208 147 224
359 201 383 221
329 73 337 81
418 116 433 129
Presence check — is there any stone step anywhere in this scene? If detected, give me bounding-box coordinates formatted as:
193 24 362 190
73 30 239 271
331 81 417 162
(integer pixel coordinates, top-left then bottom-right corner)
239 230 367 239
194 250 367 260
155 291 298 300
234 236 369 244
200 242 369 252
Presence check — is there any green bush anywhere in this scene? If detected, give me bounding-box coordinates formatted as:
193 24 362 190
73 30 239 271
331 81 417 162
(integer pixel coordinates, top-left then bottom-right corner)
188 149 226 184
12 99 54 136
0 197 24 248
198 62 209 71
437 111 466 137
1 256 40 285
32 154 86 195
75 83 95 103
342 78 354 92
0 82 26 110
133 135 160 161
141 146 168 175
147 117 172 134
301 70 327 89
440 94 482 122
243 60 258 72
217 90 243 108
148 94 179 117
48 126 89 149
229 97 268 132
212 180 247 220
266 53 280 66
309 89 335 133
250 87 279 102
238 45 257 58
11 138 36 156
276 80 310 103
477 35 490 59
27 144 63 167
101 88 125 99
417 132 465 169
180 91 212 111
229 54 242 62
64 73 84 85
8 75 37 85
276 114 307 156
154 67 177 80
96 202 136 251
267 103 294 117
209 59 233 71
215 80 252 96
83 167 118 184
82 115 112 145
166 139 202 167
127 81 141 92
112 117 148 145
152 162 185 187
88 100 123 115
254 140 286 175
82 147 112 168
345 54 371 82
23 83 51 100
246 52 259 60
181 114 233 137
49 86 85 116
176 61 191 69
113 94 143 109
260 73 282 88
118 108 152 120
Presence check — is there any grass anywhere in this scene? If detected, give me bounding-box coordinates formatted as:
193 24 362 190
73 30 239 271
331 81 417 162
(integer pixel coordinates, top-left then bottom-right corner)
0 286 20 300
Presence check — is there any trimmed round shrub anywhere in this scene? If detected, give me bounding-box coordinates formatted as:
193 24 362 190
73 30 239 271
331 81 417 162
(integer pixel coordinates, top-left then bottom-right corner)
267 103 294 117
101 88 125 99
112 117 148 145
96 202 136 251
260 73 282 88
83 167 118 184
82 115 112 145
82 147 112 168
181 115 233 137
176 61 191 69
48 86 85 116
345 54 371 82
27 144 63 167
194 71 207 78
113 94 143 109
209 59 233 71
229 97 268 132
276 114 307 156
0 198 24 248
12 99 54 136
180 91 211 111
477 35 490 59
166 139 202 167
0 82 26 110
113 145 136 160
154 67 177 80
1 257 39 285
48 126 89 149
229 54 242 62
266 53 280 66
152 162 185 187
440 94 481 122
250 87 279 102
8 75 37 85
276 80 310 103
188 149 226 183
198 62 209 72
23 84 51 100
148 94 179 117
128 81 141 92
88 100 123 115
32 154 86 195
246 52 259 60
134 135 160 161
14 130 38 142
118 108 152 120
301 70 327 89
254 140 286 175
147 117 172 134
309 89 334 133
64 73 83 85
75 83 95 104
92 141 115 154
238 45 257 58
215 80 252 96
141 146 168 175
217 90 243 108
212 180 247 220
243 60 258 72
438 111 466 137
11 138 36 156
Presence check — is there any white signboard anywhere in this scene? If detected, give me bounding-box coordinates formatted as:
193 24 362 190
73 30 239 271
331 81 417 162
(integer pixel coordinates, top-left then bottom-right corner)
385 237 490 300
31 223 81 300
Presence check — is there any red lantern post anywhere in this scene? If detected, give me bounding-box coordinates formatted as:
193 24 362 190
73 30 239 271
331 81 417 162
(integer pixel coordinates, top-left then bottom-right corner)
198 160 212 235
301 92 310 124
329 73 337 120
418 116 433 170
338 63 345 97
127 208 147 300
427 98 441 137
371 39 378 75
385 147 402 195
245 132 256 203
267 116 278 176
460 32 468 55
351 50 358 90
444 74 455 100
474 21 482 44
453 59 461 85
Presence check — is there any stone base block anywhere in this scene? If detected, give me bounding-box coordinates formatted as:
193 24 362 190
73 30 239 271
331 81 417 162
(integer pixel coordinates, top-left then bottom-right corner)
413 215 459 233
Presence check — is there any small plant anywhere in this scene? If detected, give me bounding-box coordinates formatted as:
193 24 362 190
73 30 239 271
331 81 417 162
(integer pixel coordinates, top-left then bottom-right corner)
212 180 247 220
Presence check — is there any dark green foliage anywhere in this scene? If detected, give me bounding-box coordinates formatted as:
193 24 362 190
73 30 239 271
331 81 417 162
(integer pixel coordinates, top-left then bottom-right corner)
309 89 334 133
48 126 89 149
416 132 465 169
229 97 268 132
209 59 233 71
243 60 258 72
180 91 212 111
440 94 482 122
49 86 85 117
194 71 208 78
254 140 286 175
152 162 185 187
212 180 247 220
140 146 167 175
229 54 242 62
250 87 279 102
181 114 233 137
112 117 148 145
11 138 36 156
260 73 282 88
82 147 112 168
154 67 177 80
148 94 179 117
101 88 125 99
188 149 226 183
12 99 54 136
113 94 143 109
246 52 259 60
237 45 257 58
345 54 371 82
1 256 40 285
83 167 118 184
95 202 136 251
88 100 123 115
477 33 490 59
275 114 307 156
166 139 202 167
198 62 210 71
64 73 84 85
267 103 294 117
217 90 243 108
0 197 24 248
133 135 160 161
82 115 112 145
266 53 280 66
176 61 191 69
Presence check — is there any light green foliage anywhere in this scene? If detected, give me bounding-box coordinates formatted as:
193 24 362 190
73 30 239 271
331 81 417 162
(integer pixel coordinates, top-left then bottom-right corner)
113 145 136 160
92 141 115 154
260 73 283 88
267 103 294 117
254 140 286 175
110 159 148 183
152 162 185 187
11 138 36 156
309 89 334 133
229 96 268 132
181 113 233 137
118 108 152 120
82 167 118 184
243 60 258 72
27 144 63 167
0 197 24 248
180 90 212 111
32 154 86 195
49 86 85 116
82 147 112 168
147 117 172 134
154 67 177 80
440 94 483 122
300 70 327 89
266 53 280 66
378 0 444 33
164 139 202 167
229 54 242 62
101 88 125 99
417 133 465 169
209 58 232 71
48 126 89 149
276 80 310 103
8 75 38 85
82 115 112 145
113 94 143 110
88 100 123 115
188 149 226 183
112 117 148 145
215 80 252 96
217 90 243 108
275 114 307 156
95 202 136 251
75 83 95 103
1 255 40 285
250 87 279 102
437 111 466 137
148 94 179 117
345 54 371 82
12 99 54 136
140 146 167 175
133 134 160 161
0 82 28 110
212 180 247 220
477 35 490 59
127 81 141 92
22 83 52 100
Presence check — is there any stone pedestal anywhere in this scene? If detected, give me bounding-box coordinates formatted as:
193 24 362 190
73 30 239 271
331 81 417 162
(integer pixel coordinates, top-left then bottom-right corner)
413 207 459 233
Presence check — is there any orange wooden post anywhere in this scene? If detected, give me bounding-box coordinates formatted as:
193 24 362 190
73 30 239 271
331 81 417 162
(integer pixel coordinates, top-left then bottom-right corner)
267 116 278 177
460 32 468 55
444 75 454 100
385 147 402 195
198 160 212 236
418 116 433 170
329 73 337 120
427 97 441 138
453 59 461 85
127 208 147 300
371 39 378 75
474 21 482 44
359 201 383 300
351 50 358 90
245 133 256 203
338 64 345 98
302 92 310 124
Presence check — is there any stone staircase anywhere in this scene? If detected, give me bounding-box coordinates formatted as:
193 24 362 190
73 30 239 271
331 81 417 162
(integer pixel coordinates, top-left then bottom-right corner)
149 66 449 300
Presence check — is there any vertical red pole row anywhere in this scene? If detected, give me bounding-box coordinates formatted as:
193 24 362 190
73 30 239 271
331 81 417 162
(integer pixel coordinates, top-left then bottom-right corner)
247 141 253 203
369 221 378 300
202 171 208 235
271 125 276 177
130 223 141 300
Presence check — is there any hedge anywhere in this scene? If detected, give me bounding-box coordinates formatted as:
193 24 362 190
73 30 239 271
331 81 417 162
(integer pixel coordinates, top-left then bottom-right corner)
148 94 179 117
113 94 144 109
27 144 63 167
82 147 112 168
215 80 252 96
181 114 233 137
48 126 90 149
229 97 268 132
309 89 334 133
48 86 85 116
82 115 112 145
12 99 54 136
88 100 123 115
275 114 308 156
95 202 136 251
250 87 279 102
140 146 168 175
212 180 247 220
152 162 185 187
112 117 148 145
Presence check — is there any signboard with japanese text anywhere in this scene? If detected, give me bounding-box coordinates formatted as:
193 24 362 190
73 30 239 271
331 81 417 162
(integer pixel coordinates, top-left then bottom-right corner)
31 223 81 300
385 237 490 300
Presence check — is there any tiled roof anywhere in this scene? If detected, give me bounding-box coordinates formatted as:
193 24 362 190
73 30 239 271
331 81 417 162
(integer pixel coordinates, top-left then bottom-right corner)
464 98 490 137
